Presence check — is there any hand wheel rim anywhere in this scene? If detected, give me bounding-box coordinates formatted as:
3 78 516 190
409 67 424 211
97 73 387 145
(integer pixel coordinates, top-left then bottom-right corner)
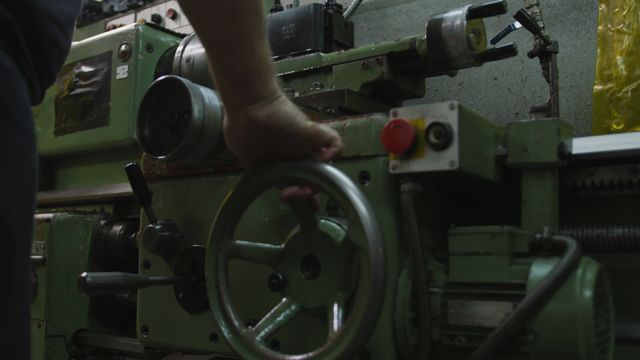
206 161 386 360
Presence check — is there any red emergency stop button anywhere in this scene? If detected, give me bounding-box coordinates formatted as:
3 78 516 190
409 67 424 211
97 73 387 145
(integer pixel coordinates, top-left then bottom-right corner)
381 118 417 154
167 8 179 20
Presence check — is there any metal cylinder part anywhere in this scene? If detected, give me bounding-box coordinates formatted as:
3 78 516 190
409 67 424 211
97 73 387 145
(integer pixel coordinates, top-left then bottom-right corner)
91 219 139 272
526 256 614 360
137 75 225 165
73 331 144 358
172 34 214 88
426 5 488 71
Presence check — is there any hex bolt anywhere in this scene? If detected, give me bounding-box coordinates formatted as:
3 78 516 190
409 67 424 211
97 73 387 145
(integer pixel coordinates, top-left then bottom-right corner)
210 332 219 346
300 254 322 280
117 42 132 61
267 272 288 292
311 82 324 90
358 171 371 186
245 319 258 328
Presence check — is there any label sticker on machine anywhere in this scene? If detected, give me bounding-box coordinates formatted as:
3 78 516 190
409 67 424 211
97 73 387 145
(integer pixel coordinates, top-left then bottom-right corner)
116 65 129 80
447 300 515 327
31 241 45 256
54 51 112 136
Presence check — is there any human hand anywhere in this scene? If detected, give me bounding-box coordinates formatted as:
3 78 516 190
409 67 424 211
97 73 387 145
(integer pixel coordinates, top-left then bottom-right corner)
223 93 343 168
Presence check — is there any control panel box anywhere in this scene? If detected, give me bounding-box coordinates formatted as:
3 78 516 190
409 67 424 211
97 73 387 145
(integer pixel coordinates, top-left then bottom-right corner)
97 0 192 36
384 101 500 181
105 12 136 32
137 0 190 32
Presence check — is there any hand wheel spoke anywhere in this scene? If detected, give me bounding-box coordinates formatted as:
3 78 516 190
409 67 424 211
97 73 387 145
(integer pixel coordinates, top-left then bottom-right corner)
288 199 318 231
248 297 301 342
223 240 284 265
327 292 346 338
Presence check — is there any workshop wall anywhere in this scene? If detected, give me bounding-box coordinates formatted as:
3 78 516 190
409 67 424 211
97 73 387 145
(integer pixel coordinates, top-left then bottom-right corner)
347 0 598 136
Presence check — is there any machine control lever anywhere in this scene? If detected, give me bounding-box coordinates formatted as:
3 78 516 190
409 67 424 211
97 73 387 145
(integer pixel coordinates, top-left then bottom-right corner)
467 0 508 20
474 42 518 63
78 272 195 296
124 162 181 260
513 8 545 39
425 1 517 72
125 162 157 224
490 8 549 46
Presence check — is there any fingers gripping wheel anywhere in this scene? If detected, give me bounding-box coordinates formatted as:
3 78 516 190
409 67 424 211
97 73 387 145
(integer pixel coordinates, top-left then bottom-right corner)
206 162 386 360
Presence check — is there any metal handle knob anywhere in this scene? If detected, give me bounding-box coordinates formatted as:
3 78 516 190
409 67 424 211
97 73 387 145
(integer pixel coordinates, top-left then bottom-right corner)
467 0 508 20
78 272 194 296
125 162 158 224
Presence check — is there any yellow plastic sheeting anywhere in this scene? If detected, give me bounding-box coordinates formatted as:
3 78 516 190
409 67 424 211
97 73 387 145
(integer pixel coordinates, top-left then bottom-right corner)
592 0 640 134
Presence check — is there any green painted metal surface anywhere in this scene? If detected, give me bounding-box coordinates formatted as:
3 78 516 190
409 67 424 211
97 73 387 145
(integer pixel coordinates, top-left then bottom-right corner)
527 257 614 360
137 156 401 359
35 24 182 191
31 213 105 360
507 119 573 232
448 226 532 283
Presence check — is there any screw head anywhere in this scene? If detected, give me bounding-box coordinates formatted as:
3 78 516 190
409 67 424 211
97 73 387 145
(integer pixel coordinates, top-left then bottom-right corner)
267 273 288 292
209 332 219 345
300 254 322 280
117 42 132 61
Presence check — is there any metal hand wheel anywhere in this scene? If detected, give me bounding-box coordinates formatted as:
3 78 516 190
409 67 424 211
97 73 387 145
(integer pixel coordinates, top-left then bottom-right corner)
206 161 386 360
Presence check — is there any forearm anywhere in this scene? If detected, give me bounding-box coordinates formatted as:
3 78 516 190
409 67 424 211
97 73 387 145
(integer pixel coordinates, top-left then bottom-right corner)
178 0 282 114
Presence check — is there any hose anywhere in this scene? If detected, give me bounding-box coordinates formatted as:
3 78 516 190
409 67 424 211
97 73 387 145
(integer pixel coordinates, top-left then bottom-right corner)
344 0 363 20
399 178 431 359
470 234 582 360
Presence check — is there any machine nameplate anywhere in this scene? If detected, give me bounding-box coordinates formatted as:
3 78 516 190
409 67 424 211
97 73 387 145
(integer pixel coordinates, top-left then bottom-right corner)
447 300 515 327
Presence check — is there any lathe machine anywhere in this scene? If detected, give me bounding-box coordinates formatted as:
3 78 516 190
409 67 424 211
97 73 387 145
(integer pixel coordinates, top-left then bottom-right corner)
30 1 640 359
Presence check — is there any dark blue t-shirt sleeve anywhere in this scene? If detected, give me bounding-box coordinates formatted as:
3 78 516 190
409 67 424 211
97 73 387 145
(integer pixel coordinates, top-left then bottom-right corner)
0 0 81 104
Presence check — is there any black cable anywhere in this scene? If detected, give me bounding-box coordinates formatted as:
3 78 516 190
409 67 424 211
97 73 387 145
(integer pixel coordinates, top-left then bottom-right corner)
400 178 431 359
470 234 582 360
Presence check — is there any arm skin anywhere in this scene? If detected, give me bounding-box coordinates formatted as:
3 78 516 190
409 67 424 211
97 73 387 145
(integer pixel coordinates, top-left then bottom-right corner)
178 0 343 168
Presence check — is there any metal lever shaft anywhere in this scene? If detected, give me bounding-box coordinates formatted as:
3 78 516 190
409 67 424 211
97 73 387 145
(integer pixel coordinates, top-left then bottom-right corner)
513 8 544 38
490 21 523 45
78 272 194 296
474 42 518 63
467 0 508 20
125 162 158 224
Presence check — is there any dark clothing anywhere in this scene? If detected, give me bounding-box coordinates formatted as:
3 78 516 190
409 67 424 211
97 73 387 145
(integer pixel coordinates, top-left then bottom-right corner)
0 0 80 104
0 45 37 360
0 1 79 358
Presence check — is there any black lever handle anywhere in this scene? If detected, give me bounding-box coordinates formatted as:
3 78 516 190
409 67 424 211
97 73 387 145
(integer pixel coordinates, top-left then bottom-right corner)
78 272 194 296
125 162 158 224
467 0 508 20
490 21 522 45
474 42 518 63
513 8 544 37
